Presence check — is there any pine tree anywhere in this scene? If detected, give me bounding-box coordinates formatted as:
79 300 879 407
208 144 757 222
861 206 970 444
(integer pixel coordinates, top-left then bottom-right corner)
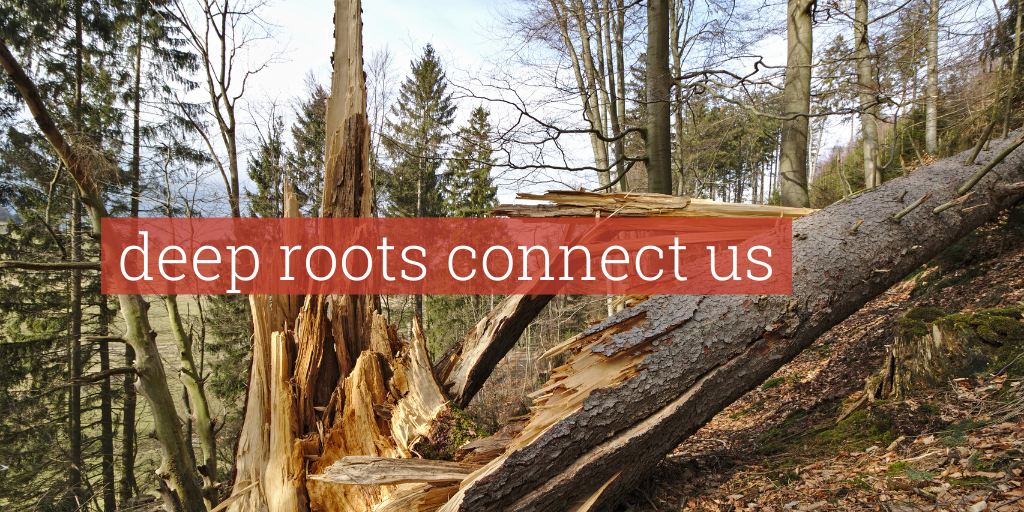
245 115 286 218
381 44 456 219
444 106 496 218
287 74 328 216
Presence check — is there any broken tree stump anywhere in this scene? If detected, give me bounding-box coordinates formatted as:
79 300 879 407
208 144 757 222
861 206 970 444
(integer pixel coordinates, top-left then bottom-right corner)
851 305 1024 410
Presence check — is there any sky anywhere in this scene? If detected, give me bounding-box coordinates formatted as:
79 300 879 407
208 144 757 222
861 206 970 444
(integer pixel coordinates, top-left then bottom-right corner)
213 0 869 206
254 0 502 105
241 0 530 202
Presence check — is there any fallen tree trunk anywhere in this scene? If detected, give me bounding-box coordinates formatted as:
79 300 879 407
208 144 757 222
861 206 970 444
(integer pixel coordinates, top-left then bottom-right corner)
352 135 1024 512
437 195 816 409
435 294 554 409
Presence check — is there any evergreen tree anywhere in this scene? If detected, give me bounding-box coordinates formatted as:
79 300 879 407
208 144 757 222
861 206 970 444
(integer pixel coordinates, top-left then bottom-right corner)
245 115 286 218
287 75 328 216
444 106 496 218
381 44 456 219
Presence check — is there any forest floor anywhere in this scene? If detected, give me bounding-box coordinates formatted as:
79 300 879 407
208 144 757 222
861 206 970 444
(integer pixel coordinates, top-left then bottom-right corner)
618 205 1024 512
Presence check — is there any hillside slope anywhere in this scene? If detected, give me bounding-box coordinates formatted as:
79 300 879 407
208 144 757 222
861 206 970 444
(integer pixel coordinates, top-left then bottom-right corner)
621 204 1024 512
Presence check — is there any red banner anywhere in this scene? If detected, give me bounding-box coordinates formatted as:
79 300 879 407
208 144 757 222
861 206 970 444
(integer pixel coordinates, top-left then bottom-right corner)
100 217 792 295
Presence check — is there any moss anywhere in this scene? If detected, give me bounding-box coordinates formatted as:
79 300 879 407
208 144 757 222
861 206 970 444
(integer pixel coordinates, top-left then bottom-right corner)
814 408 897 449
904 307 948 323
886 461 908 476
729 399 767 419
769 470 801 486
415 403 489 461
935 267 982 291
941 307 1024 375
948 476 992 486
898 308 947 340
984 306 1024 320
761 377 785 391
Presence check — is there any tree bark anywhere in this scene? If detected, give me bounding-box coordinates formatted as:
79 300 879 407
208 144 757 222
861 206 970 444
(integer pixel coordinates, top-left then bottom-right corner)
549 0 611 188
435 294 555 408
1002 0 1023 138
414 133 1024 512
926 0 939 154
166 295 218 507
670 0 687 196
99 298 117 512
69 186 84 502
571 0 611 182
855 0 882 189
779 0 813 207
646 0 672 194
120 342 138 508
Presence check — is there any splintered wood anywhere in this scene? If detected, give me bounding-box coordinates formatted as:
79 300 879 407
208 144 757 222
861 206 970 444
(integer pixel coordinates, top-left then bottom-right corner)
310 457 480 486
490 190 816 218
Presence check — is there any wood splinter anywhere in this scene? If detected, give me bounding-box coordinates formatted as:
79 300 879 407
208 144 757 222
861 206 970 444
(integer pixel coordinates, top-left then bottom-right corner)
309 456 481 486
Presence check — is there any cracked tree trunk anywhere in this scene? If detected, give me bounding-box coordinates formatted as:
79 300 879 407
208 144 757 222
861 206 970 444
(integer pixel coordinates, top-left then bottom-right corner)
226 3 452 511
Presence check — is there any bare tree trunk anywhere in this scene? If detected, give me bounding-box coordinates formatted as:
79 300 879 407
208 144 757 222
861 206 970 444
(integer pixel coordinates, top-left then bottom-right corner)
779 0 813 207
646 0 672 194
549 0 611 187
99 298 116 512
1002 0 1023 138
670 0 687 196
69 186 84 501
431 132 1024 512
926 0 939 154
131 8 142 220
120 342 137 508
856 0 882 188
166 295 218 507
120 16 143 508
602 0 627 191
68 1 84 498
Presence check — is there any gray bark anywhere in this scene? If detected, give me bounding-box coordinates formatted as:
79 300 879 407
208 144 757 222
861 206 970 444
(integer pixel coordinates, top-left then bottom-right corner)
444 133 1024 511
166 295 218 507
646 0 672 194
69 187 84 499
550 0 611 187
855 0 882 188
120 343 138 508
99 298 116 512
926 0 939 154
779 0 813 207
1002 0 1023 138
